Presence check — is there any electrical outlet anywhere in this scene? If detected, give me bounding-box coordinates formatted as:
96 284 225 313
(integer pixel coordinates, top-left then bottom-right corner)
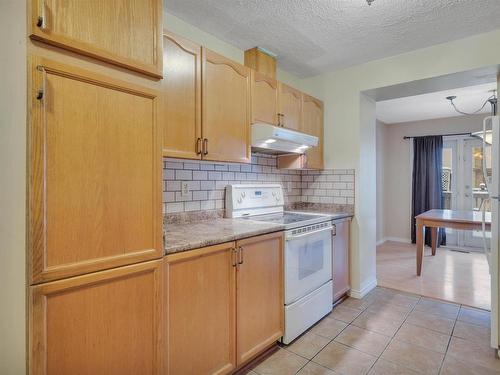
181 182 189 197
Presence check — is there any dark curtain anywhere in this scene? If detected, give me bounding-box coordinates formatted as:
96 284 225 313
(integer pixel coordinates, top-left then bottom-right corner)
411 136 446 246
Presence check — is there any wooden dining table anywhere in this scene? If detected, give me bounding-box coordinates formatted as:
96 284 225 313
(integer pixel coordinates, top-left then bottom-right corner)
415 209 491 276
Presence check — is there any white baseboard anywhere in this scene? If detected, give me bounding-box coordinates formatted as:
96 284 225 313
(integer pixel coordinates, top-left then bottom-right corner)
349 278 378 299
377 237 412 245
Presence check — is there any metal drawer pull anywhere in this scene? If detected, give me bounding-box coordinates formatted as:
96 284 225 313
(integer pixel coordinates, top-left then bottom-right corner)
37 0 47 29
332 224 336 237
196 138 202 155
238 246 244 265
203 138 208 155
231 247 238 267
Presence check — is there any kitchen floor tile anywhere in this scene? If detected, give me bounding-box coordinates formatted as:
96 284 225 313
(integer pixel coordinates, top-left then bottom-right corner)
368 358 420 375
253 349 308 375
405 309 456 335
447 336 500 372
313 341 377 375
381 339 444 375
286 331 331 359
458 306 491 327
296 362 337 375
329 305 363 323
453 320 490 344
310 317 348 339
334 325 391 357
341 296 373 311
394 322 450 353
440 355 500 375
351 309 405 337
414 297 460 320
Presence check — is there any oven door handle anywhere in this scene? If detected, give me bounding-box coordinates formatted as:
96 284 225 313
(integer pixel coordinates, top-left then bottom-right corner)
286 225 333 240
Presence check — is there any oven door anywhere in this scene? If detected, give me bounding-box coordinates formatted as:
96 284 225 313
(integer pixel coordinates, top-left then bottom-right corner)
284 223 333 305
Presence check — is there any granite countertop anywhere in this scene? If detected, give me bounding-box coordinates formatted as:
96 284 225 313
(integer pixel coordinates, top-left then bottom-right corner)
164 218 284 255
286 202 354 220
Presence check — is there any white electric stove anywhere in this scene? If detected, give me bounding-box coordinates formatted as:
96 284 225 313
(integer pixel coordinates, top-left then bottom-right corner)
226 184 334 344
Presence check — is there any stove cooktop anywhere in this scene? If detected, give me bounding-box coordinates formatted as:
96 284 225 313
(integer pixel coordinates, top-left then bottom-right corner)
243 211 331 229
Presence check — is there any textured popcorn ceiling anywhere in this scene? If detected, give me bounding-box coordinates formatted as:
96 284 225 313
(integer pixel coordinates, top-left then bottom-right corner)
164 0 500 77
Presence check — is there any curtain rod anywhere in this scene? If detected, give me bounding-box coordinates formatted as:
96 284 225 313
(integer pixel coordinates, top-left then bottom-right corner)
403 132 473 140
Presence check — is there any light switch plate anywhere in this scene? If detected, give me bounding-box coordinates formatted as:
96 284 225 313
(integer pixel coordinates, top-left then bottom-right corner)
181 182 189 197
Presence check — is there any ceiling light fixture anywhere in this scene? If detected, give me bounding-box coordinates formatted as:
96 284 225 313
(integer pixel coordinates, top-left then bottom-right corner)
446 90 497 116
366 0 375 5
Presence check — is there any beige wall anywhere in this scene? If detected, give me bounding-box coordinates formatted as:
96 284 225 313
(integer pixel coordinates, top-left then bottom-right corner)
0 1 27 374
377 114 487 243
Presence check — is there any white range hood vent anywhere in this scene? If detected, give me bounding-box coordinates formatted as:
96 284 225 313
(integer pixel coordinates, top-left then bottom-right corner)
251 122 318 154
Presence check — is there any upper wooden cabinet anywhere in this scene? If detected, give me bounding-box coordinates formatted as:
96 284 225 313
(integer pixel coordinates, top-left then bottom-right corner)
278 83 302 131
251 70 279 126
236 232 284 365
202 48 251 163
28 57 163 284
30 260 163 375
28 0 163 78
302 94 325 169
165 243 237 375
161 32 202 159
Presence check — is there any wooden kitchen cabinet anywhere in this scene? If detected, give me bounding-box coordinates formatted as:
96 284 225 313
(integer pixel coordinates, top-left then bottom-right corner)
332 219 350 302
251 70 279 126
302 94 324 169
30 260 163 375
202 48 251 163
28 0 163 77
236 232 284 365
278 83 302 131
161 32 202 159
164 242 237 375
28 57 163 284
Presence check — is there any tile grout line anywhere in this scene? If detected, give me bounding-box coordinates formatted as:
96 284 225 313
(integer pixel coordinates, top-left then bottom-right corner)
437 304 461 375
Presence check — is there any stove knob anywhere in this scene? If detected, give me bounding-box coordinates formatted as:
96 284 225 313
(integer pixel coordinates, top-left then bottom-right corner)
276 195 281 202
242 192 246 198
272 191 276 197
237 197 243 204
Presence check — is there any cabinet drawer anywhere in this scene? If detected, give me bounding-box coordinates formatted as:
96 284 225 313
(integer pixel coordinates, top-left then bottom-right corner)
28 0 163 77
28 57 163 284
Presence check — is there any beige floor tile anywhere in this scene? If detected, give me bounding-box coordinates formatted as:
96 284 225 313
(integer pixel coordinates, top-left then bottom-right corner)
381 339 444 375
394 322 450 354
405 309 455 335
310 317 348 339
447 336 500 372
351 309 405 337
286 331 331 360
368 359 420 375
253 349 308 375
329 305 363 323
334 325 391 357
366 300 413 316
453 320 490 344
296 362 337 375
414 298 460 320
440 355 500 375
341 297 373 311
458 306 491 328
313 341 377 375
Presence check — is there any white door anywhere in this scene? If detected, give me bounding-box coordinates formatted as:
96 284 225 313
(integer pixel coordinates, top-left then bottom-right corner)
442 140 459 246
464 138 492 248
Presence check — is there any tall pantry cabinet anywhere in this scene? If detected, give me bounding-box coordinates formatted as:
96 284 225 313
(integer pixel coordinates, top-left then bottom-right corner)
27 1 164 374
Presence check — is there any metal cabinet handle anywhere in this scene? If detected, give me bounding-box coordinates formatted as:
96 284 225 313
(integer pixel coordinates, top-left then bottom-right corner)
203 138 208 155
196 138 202 155
332 224 337 237
238 246 244 265
37 0 47 29
231 247 238 267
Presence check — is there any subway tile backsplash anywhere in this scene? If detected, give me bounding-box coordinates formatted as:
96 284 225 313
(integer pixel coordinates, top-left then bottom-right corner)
162 153 355 214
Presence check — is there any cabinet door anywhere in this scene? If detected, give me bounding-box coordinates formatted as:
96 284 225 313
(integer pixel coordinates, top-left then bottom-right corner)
28 57 162 284
162 32 202 159
165 243 237 375
30 260 163 375
202 48 251 163
251 70 278 126
278 83 302 131
28 0 163 77
302 95 324 169
333 220 350 302
236 232 284 365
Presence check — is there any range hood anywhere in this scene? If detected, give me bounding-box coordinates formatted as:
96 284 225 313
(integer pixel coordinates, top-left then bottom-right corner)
251 123 318 154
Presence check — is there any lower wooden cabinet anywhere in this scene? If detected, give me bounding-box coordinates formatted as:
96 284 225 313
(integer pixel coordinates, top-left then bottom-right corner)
236 233 284 365
29 260 163 375
332 219 350 302
164 243 237 375
164 232 284 374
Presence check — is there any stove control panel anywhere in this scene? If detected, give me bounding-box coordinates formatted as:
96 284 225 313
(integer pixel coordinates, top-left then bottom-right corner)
225 184 284 218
